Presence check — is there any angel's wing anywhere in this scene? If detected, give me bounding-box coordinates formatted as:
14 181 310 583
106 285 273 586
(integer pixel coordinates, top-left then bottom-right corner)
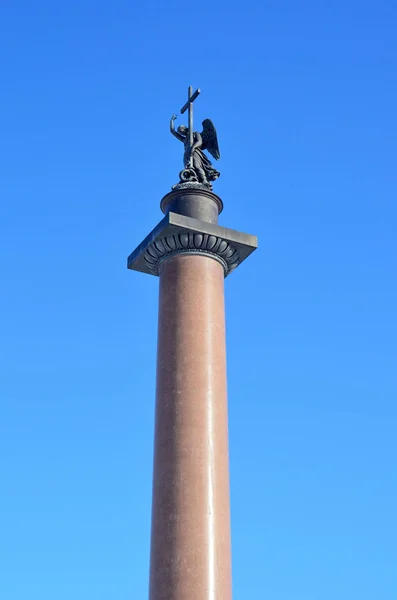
201 119 220 160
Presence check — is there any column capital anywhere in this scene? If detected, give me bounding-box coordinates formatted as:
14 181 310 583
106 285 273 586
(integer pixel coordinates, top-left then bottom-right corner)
127 211 258 278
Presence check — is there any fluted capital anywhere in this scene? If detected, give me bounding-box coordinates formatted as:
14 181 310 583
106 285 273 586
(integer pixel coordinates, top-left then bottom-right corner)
127 212 258 278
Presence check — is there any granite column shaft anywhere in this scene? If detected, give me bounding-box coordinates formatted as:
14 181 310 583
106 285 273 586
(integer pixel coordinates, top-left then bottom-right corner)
149 253 232 600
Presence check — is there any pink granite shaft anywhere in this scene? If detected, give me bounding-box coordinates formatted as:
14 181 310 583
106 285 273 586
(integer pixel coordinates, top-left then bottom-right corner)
149 254 232 600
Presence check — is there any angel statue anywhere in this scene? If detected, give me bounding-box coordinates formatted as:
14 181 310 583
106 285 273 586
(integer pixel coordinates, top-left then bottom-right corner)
170 114 220 189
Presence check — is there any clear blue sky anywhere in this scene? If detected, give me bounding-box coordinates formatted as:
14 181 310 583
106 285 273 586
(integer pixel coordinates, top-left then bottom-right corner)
1 1 396 598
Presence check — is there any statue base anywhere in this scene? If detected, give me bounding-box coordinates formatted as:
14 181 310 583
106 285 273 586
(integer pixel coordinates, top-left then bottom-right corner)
172 167 218 191
172 181 212 191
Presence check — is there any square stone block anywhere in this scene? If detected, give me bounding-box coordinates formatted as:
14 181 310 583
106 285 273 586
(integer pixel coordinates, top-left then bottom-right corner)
127 212 258 277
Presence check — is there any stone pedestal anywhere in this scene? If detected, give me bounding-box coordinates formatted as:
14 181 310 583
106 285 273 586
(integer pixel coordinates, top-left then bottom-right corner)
127 188 257 600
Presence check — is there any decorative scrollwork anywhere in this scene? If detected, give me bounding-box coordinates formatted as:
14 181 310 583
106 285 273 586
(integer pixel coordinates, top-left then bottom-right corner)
143 232 240 276
179 168 198 183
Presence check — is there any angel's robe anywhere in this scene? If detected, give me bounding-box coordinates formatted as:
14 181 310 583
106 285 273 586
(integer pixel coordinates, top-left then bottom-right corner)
183 132 220 184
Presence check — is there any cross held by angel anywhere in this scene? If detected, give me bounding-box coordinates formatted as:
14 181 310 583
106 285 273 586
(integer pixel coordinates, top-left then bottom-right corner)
170 87 220 189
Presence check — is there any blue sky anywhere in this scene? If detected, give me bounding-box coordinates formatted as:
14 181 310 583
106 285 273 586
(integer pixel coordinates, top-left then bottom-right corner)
0 1 396 598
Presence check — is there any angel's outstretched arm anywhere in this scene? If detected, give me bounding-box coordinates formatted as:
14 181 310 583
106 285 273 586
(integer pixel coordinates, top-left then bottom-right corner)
170 115 184 142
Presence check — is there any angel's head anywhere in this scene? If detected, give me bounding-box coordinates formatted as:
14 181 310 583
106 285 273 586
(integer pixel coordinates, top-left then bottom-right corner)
177 125 188 136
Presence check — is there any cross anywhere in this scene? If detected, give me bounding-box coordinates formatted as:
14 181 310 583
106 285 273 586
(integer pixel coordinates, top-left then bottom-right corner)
180 86 201 167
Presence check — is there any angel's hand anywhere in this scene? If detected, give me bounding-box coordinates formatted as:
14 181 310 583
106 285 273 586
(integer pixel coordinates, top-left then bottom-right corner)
171 114 178 121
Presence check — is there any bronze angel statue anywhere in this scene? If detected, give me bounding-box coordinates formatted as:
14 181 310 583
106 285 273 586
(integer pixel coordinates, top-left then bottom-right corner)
170 114 220 189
